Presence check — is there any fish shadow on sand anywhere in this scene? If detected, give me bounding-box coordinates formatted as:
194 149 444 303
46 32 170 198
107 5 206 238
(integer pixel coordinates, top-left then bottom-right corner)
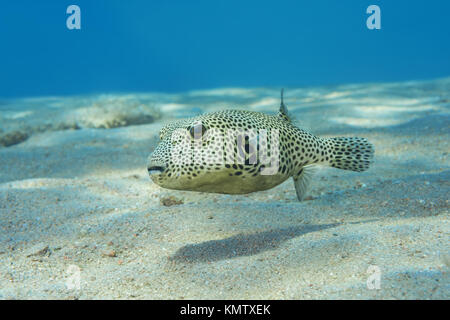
169 223 340 264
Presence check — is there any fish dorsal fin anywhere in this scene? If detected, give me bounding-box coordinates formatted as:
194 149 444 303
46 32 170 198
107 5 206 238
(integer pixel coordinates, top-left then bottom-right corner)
278 88 292 122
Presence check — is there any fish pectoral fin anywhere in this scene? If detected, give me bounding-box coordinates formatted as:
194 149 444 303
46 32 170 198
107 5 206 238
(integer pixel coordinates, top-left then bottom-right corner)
293 165 318 201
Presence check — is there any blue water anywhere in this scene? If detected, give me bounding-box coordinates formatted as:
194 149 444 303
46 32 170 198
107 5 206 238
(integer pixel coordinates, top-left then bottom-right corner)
1 0 449 98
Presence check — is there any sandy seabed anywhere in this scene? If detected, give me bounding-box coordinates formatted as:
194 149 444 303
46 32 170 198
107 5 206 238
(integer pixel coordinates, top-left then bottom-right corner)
0 78 449 299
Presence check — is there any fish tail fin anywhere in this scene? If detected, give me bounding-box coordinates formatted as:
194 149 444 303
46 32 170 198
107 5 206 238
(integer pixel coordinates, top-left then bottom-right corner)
328 137 374 172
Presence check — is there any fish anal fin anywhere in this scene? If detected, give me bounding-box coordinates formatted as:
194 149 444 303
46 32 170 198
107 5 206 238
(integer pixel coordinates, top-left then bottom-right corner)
293 165 318 201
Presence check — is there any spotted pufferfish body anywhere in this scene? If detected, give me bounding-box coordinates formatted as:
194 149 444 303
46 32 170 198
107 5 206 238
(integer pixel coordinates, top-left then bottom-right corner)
148 92 374 201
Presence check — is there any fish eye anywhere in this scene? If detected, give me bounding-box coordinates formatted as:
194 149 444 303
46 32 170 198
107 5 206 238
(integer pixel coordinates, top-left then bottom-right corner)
188 123 207 140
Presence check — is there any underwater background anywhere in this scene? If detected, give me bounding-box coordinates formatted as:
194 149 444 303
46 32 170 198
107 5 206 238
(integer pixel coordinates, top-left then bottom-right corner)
0 1 449 299
1 0 450 97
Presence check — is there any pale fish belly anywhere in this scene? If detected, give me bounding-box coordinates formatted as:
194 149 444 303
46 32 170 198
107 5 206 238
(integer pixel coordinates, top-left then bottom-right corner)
154 169 290 194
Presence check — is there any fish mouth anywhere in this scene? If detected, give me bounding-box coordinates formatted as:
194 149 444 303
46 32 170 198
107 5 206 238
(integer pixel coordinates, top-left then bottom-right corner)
147 165 166 175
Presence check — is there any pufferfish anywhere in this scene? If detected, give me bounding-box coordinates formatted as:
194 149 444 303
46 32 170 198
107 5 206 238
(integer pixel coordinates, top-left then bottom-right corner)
147 90 374 201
